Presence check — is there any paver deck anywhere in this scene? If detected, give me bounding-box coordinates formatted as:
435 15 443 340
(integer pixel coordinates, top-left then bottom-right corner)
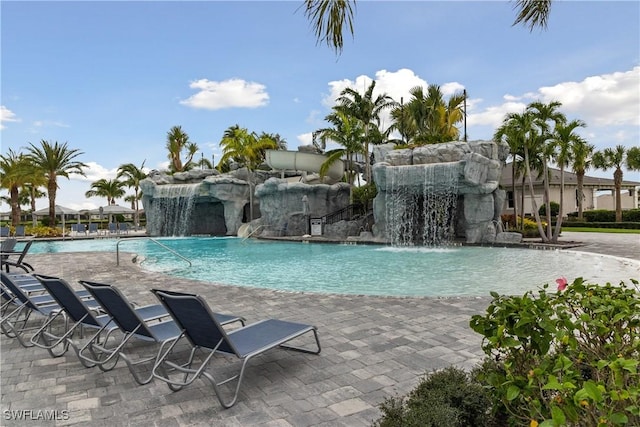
1 232 638 426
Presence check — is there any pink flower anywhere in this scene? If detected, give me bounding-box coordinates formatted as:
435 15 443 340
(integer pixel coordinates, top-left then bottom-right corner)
556 276 568 291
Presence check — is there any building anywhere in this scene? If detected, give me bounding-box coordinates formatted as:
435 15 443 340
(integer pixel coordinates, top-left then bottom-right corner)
499 163 639 216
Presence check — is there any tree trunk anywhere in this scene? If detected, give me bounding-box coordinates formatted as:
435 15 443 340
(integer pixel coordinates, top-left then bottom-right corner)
511 162 517 227
10 186 20 226
552 165 565 243
577 171 585 221
614 168 623 222
543 159 552 240
524 147 548 242
520 175 526 231
48 178 57 226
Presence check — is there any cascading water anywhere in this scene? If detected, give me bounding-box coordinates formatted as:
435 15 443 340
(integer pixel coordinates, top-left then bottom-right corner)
146 184 198 236
385 163 459 246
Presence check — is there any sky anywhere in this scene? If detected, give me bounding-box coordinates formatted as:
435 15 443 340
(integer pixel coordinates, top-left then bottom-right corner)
1 0 639 211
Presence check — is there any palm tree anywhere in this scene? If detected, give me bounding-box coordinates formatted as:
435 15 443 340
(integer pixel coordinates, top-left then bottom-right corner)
315 109 365 187
400 84 465 146
304 0 553 53
494 121 524 223
85 178 126 205
25 140 87 226
166 126 199 173
570 139 595 221
550 119 585 241
527 101 566 241
592 145 628 222
0 149 32 226
218 125 279 221
117 161 147 227
335 80 394 183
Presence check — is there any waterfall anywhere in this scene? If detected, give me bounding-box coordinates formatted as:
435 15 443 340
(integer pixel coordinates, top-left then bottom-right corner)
146 184 198 236
384 163 459 246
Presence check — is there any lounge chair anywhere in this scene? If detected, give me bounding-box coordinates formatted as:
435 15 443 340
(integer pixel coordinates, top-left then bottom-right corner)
14 225 25 237
0 226 9 237
1 240 35 273
88 223 99 236
0 271 97 347
108 223 118 235
77 280 245 385
29 274 167 359
151 289 321 408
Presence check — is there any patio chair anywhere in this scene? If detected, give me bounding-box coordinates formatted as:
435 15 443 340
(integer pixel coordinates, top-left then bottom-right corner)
118 223 129 234
151 289 321 408
108 223 118 235
1 240 35 273
88 223 99 236
14 225 25 237
30 274 168 360
0 271 97 347
77 280 245 385
0 226 9 237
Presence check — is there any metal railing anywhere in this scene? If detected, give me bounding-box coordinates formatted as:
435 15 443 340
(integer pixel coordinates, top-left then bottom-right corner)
116 237 192 267
322 204 368 225
241 224 264 242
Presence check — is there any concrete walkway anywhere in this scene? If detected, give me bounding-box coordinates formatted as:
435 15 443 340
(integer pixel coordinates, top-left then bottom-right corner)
1 233 638 426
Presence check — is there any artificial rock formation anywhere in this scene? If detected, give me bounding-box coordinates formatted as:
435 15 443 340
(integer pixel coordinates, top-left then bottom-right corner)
372 140 510 244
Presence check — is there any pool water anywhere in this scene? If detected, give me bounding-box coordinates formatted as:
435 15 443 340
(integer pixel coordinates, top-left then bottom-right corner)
30 237 640 297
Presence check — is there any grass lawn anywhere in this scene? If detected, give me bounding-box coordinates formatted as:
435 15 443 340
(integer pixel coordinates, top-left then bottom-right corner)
562 227 640 234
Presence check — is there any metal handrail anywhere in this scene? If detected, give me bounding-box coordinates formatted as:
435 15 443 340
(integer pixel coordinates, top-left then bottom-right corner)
241 224 264 242
116 237 192 267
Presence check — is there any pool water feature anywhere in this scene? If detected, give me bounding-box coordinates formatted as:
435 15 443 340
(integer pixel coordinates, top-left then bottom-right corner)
30 238 639 297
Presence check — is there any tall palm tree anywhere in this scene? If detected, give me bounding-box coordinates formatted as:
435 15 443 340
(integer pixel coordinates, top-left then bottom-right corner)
316 109 365 186
571 139 595 221
218 125 279 221
166 126 199 173
117 161 147 227
335 80 394 183
25 140 87 226
592 145 628 222
303 0 553 53
0 149 32 226
400 84 465 146
527 101 566 241
494 121 524 222
550 119 585 241
85 178 126 206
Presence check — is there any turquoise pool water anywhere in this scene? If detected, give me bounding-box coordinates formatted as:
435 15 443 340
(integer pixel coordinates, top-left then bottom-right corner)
29 237 640 297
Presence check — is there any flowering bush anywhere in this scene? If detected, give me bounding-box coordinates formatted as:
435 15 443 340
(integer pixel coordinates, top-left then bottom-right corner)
470 278 639 426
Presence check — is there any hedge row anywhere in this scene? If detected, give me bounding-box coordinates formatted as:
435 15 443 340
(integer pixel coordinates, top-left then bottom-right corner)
567 209 640 222
558 221 640 230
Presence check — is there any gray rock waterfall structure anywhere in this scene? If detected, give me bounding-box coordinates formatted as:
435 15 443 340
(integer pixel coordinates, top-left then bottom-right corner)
141 169 252 236
372 140 512 245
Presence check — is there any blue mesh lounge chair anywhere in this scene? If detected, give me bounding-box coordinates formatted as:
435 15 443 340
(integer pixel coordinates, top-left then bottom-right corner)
30 274 168 360
151 289 321 408
0 271 97 348
1 240 34 273
0 226 9 237
88 223 99 236
14 225 25 237
78 280 245 385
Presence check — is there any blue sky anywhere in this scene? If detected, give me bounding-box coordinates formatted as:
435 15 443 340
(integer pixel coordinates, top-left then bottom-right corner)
1 0 639 211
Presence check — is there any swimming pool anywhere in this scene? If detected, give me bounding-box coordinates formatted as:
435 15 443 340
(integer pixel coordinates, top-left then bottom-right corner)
29 237 640 297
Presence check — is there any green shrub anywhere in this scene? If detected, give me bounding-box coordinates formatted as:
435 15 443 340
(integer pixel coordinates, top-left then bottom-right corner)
539 202 560 217
352 183 377 209
374 366 496 427
470 278 640 427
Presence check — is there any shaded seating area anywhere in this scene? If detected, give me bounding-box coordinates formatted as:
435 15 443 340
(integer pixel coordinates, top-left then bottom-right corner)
151 289 321 408
1 240 34 273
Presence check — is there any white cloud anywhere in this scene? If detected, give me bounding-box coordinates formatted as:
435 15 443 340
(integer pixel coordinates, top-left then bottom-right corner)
536 66 640 126
0 106 20 130
32 120 70 128
180 78 269 110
